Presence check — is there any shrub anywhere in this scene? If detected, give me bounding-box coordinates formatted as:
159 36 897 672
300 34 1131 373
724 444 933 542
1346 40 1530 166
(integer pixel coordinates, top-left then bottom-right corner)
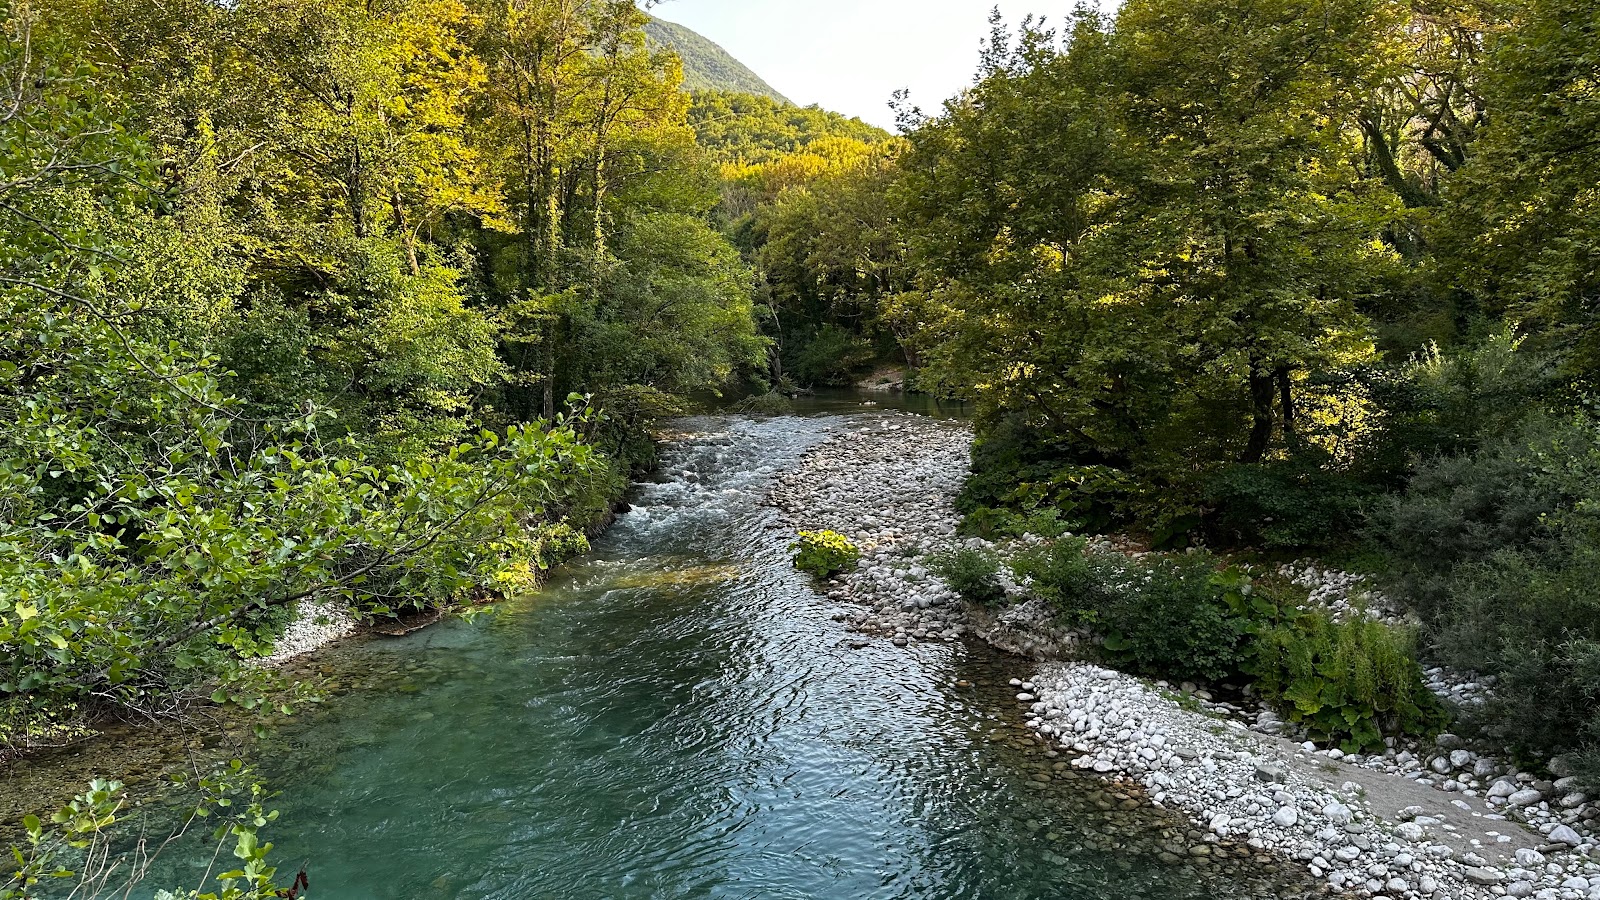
1435 546 1600 785
791 530 860 578
1009 538 1114 624
1095 555 1251 684
1013 541 1248 683
1379 408 1600 782
1250 611 1449 753
1377 412 1573 624
927 547 1007 606
787 325 875 387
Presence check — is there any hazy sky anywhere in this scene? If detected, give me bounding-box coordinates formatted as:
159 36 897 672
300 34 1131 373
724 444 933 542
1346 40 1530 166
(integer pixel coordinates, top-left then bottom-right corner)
651 1 1106 129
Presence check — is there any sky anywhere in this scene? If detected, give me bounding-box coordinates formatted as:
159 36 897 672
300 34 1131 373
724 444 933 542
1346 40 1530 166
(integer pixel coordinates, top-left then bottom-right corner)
650 1 1111 130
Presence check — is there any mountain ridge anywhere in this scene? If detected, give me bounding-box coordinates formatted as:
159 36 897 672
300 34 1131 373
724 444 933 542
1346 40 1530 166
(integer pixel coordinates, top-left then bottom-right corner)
644 15 790 103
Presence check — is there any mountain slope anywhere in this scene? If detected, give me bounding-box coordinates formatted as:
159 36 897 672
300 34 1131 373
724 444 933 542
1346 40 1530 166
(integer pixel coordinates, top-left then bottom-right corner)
689 91 892 165
645 16 789 103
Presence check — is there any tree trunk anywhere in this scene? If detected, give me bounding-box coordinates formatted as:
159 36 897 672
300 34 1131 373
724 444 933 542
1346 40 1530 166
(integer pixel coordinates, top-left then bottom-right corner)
1244 367 1277 463
1277 366 1296 446
348 139 367 238
543 315 557 421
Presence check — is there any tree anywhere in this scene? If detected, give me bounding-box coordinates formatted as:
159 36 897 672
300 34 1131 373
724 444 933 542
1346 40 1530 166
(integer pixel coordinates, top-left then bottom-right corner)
1434 0 1600 374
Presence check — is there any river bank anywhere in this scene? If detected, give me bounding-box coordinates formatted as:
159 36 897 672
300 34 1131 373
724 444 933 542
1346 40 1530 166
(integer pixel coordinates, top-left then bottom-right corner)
7 412 1328 899
768 411 1600 900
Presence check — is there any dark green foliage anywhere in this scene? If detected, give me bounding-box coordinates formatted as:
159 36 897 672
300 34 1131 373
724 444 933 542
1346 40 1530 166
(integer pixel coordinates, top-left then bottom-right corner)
1205 461 1375 552
644 18 787 102
1012 540 1443 746
1378 419 1569 623
1432 0 1600 374
1009 538 1115 621
1094 556 1251 684
957 415 1141 539
927 547 1006 607
1250 612 1449 753
1013 541 1248 683
787 324 875 387
790 530 860 579
1381 406 1600 782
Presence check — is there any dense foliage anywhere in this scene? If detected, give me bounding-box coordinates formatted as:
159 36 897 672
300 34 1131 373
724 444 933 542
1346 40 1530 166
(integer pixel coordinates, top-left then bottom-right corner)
0 0 777 755
1009 540 1441 748
747 0 1600 776
926 546 1006 607
1252 611 1449 754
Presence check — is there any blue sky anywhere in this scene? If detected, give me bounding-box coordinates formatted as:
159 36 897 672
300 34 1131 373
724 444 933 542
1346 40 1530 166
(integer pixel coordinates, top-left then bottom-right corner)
651 1 1110 129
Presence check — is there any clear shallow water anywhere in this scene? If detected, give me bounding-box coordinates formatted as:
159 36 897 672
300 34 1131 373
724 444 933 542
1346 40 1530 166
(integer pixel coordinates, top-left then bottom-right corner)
142 415 1317 899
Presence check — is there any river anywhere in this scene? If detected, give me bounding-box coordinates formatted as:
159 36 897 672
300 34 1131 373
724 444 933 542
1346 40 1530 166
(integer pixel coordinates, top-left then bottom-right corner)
16 406 1321 899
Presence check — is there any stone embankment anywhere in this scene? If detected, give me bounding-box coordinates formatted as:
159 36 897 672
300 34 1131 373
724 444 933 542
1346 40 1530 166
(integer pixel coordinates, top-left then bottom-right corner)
767 411 1600 900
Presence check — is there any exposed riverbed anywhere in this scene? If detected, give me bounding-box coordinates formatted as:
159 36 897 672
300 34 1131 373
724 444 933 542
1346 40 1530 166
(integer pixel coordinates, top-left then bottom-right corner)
6 409 1326 899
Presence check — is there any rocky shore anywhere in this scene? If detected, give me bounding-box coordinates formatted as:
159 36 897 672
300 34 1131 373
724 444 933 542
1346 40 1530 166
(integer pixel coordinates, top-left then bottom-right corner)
259 599 359 666
767 410 1600 900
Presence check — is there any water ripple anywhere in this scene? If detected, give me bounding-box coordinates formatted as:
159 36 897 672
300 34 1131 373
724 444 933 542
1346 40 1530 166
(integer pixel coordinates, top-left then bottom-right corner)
129 414 1321 900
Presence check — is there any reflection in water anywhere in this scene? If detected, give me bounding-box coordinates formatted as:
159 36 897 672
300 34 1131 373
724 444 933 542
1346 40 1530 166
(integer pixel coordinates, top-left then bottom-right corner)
144 416 1317 899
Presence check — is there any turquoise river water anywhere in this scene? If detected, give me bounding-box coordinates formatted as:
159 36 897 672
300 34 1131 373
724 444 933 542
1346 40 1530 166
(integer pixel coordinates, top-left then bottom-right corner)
24 407 1324 899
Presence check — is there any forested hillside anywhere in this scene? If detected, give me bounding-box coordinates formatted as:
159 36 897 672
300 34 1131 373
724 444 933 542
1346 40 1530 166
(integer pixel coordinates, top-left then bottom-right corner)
644 16 788 101
681 91 904 386
755 0 1600 784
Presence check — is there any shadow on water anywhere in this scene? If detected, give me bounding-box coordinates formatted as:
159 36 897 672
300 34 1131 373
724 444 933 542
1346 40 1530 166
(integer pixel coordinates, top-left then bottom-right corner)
12 414 1323 899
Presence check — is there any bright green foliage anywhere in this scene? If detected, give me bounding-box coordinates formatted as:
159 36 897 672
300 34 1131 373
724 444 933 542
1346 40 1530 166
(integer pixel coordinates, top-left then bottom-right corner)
688 91 887 165
720 134 911 385
566 212 767 396
470 0 763 420
4 764 294 900
1251 612 1448 753
926 547 1006 607
790 530 859 579
0 12 616 748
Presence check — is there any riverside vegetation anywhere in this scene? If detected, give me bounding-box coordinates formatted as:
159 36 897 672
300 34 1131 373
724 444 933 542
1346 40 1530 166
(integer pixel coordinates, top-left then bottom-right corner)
754 0 1600 800
778 414 1600 899
0 0 862 894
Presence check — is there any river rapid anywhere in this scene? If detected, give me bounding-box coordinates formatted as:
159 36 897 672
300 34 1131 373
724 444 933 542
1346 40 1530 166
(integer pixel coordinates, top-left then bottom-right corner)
10 408 1324 899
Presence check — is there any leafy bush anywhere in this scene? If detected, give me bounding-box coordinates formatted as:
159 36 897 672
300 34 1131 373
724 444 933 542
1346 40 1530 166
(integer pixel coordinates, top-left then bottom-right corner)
1008 539 1447 747
1377 408 1600 782
1012 541 1248 683
927 547 1006 606
787 325 875 387
1095 555 1252 684
1426 540 1600 784
1250 611 1449 753
1009 538 1114 624
6 764 293 900
1377 412 1574 624
791 530 860 578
